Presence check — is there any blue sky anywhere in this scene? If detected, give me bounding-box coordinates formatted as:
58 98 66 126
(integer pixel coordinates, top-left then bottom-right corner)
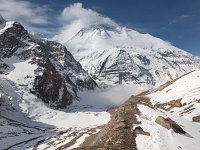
0 0 199 55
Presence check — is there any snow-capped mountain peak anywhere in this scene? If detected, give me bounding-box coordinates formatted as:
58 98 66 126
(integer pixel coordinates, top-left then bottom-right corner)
53 4 200 89
0 20 97 108
54 16 200 88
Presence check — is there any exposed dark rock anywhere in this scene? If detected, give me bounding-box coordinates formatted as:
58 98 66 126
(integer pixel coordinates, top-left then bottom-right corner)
0 59 9 74
0 22 29 58
192 116 200 122
155 116 186 134
156 98 182 111
34 58 74 108
167 99 182 107
39 40 97 90
0 15 6 26
137 54 150 65
113 121 129 131
99 55 110 74
159 51 175 57
133 126 150 136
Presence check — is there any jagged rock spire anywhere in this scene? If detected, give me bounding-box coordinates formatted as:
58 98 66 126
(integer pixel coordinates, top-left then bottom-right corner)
0 14 6 25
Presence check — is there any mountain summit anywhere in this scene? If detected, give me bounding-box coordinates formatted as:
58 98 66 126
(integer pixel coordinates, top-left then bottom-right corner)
54 10 200 88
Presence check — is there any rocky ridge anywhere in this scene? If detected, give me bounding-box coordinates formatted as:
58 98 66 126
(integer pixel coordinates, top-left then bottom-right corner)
0 18 97 108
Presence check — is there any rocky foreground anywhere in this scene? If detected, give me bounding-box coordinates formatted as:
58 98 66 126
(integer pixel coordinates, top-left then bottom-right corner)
73 71 200 150
74 95 152 150
72 96 188 150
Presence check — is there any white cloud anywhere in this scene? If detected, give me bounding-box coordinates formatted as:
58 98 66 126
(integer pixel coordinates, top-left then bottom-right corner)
77 85 146 108
60 3 114 25
53 3 117 43
169 14 194 25
0 0 50 25
0 2 118 38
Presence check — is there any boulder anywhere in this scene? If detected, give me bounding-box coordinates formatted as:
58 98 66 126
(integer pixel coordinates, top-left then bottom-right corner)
192 116 200 122
133 126 150 136
156 99 182 111
167 99 182 107
155 116 186 134
113 121 129 131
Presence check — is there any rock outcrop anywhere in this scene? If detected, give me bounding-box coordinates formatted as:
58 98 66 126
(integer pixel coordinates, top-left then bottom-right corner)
155 116 186 134
133 126 150 136
113 120 129 131
192 116 200 122
0 15 6 27
156 98 182 111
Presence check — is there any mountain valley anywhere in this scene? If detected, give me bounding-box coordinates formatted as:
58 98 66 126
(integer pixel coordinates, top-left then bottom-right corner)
0 4 200 150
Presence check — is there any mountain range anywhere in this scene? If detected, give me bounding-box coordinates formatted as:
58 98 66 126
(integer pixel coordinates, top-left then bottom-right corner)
56 22 200 88
0 11 200 150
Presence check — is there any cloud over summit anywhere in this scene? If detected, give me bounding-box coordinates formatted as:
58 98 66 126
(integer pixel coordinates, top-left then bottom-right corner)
54 3 117 42
60 3 115 25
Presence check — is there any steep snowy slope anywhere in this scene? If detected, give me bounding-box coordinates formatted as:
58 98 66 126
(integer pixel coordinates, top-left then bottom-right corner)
0 19 96 109
135 71 200 150
54 12 200 87
147 71 200 121
0 18 105 150
0 76 110 150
